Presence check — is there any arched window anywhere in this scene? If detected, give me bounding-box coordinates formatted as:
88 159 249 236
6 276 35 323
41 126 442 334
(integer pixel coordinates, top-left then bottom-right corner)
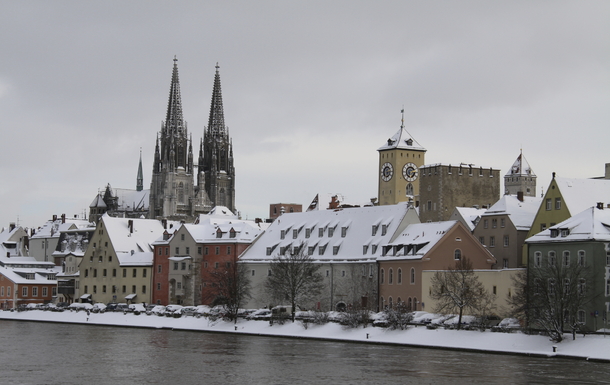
389 268 393 284
548 251 556 266
407 297 412 310
410 268 415 284
178 182 184 203
388 297 393 309
413 297 418 311
397 268 402 284
454 249 462 260
406 183 414 196
380 296 385 309
380 268 385 284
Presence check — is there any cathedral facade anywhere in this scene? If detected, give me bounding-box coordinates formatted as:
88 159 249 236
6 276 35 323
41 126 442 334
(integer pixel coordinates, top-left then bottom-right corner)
149 58 235 221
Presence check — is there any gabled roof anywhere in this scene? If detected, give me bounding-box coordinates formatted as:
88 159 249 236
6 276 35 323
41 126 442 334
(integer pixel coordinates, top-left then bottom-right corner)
377 127 426 152
526 206 610 243
450 207 487 231
241 202 418 262
483 195 542 231
0 266 61 284
101 215 165 266
181 218 268 244
553 177 610 216
378 221 457 261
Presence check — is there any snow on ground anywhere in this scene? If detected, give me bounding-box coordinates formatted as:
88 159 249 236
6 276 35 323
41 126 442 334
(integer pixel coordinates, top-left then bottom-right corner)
1 310 609 362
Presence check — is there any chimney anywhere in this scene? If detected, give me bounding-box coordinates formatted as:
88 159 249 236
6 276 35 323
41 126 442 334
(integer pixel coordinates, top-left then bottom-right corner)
517 191 524 202
61 214 66 224
6 252 9 258
52 215 57 222
255 218 262 224
597 202 604 210
9 223 15 232
162 219 167 229
128 220 133 234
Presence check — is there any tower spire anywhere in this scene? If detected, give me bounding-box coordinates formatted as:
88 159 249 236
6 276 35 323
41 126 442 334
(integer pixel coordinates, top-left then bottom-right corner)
137 148 143 191
207 63 226 136
165 56 185 136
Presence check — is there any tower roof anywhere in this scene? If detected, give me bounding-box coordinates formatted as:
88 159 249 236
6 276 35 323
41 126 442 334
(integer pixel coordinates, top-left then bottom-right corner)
505 152 535 177
207 63 226 136
137 149 143 192
164 56 185 135
378 126 426 152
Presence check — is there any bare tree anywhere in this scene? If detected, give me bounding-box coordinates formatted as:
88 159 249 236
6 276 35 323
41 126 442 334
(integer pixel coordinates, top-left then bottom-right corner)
383 301 413 330
204 261 252 323
524 260 593 342
265 243 324 322
430 257 490 330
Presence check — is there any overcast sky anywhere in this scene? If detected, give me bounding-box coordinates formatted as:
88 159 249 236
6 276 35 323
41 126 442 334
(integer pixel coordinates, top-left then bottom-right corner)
0 1 608 229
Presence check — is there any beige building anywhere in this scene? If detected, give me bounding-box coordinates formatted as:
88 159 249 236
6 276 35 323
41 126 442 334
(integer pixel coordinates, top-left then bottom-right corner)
421 268 523 318
78 215 164 304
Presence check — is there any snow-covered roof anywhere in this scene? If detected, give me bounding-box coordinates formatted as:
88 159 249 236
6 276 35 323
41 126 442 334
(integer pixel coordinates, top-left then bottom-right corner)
378 221 458 261
482 195 542 231
181 218 268 244
505 153 536 177
90 194 107 208
553 177 610 216
450 207 487 231
100 215 165 266
0 266 60 285
377 126 426 152
113 188 149 211
241 202 417 263
526 206 610 243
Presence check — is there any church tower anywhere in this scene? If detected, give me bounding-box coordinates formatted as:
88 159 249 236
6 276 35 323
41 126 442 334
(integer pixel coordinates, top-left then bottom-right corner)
149 57 211 220
504 150 536 197
198 64 236 213
377 110 426 207
136 149 144 192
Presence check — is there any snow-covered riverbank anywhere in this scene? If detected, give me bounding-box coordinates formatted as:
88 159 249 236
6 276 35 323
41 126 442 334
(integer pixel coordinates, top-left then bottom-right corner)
1 310 609 362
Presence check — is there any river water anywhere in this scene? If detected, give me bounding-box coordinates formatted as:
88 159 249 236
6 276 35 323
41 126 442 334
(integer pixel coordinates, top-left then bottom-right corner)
1 320 608 385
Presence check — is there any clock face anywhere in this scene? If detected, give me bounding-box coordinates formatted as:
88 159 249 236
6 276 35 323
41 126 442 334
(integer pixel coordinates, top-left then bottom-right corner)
381 162 394 182
402 163 418 182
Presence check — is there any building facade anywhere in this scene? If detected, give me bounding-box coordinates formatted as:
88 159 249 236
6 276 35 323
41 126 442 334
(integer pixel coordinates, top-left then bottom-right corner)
504 151 537 197
419 163 501 223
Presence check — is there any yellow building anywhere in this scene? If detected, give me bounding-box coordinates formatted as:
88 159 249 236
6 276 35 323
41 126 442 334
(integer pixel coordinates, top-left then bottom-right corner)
377 119 426 207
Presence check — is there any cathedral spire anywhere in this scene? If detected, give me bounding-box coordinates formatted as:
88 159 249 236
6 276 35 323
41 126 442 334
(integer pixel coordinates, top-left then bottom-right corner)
207 63 226 136
165 56 185 136
137 148 144 191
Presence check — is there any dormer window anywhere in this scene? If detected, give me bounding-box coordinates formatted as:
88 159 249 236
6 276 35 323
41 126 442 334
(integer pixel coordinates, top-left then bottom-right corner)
381 225 387 236
550 229 559 238
341 227 347 238
372 225 379 236
560 229 569 237
406 138 413 146
216 229 223 238
230 229 237 238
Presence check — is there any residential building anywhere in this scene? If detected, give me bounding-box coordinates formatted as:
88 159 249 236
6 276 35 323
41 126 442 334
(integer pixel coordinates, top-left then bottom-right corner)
473 193 541 269
419 163 501 223
29 214 90 262
270 203 302 221
152 207 266 305
0 267 59 309
52 226 96 303
78 215 164 304
525 205 610 332
240 202 420 311
378 221 496 311
449 206 487 232
377 118 426 207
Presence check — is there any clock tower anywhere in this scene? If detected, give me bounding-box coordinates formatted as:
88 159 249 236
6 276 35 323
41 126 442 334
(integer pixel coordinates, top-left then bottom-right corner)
377 112 426 207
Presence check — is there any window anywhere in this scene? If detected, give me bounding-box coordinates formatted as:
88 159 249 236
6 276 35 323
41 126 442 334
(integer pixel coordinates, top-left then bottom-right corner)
83 286 87 294
305 228 311 238
181 234 185 241
454 249 461 260
142 286 146 294
363 245 368 255
410 268 415 284
546 198 552 210
122 285 126 294
492 219 497 228
489 236 495 247
32 287 38 297
308 246 314 255
267 269 272 277
108 255 112 262
578 310 586 324
534 252 542 267
501 218 505 228
198 246 202 255
98 256 102 262
341 227 347 237
563 278 570 295
479 236 485 245
103 269 107 277
93 285 97 294
215 262 219 269
132 285 136 294
227 246 231 255
380 269 385 284
174 262 178 270
389 268 393 284
540 223 547 232
503 259 509 269
333 246 340 255
341 270 346 277
132 269 137 278
328 227 335 237
123 269 126 277
185 247 190 255
548 251 556 266
578 279 586 296
215 247 220 255
563 251 570 266
157 265 161 273
175 247 179 255
503 235 509 247
372 225 378 236
42 287 47 297
483 219 488 229
381 225 387 236
6 287 10 296
397 268 402 284
93 269 97 278
371 244 378 254
319 228 324 237
555 198 561 210
580 251 587 267
493 286 497 295
181 262 186 270
102 285 106 293
204 247 209 255
112 285 116 293
112 268 116 277
85 269 89 278
158 248 162 256
548 279 555 295
157 283 161 290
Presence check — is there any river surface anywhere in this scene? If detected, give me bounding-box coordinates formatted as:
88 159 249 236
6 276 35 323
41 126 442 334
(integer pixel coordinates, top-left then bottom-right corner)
1 320 608 385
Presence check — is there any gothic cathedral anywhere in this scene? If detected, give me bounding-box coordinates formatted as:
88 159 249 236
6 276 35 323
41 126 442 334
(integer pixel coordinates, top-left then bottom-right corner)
149 58 235 220
377 114 426 207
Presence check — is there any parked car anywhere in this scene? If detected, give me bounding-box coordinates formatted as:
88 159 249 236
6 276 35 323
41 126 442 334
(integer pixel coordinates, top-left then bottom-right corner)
246 309 271 320
129 303 146 314
195 305 211 317
492 318 521 332
105 303 118 312
116 303 130 313
180 306 198 317
148 305 166 316
165 304 183 317
91 303 107 313
68 303 93 311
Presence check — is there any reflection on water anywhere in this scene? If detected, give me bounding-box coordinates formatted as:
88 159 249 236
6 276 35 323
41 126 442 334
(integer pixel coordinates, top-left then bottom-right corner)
0 320 608 385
